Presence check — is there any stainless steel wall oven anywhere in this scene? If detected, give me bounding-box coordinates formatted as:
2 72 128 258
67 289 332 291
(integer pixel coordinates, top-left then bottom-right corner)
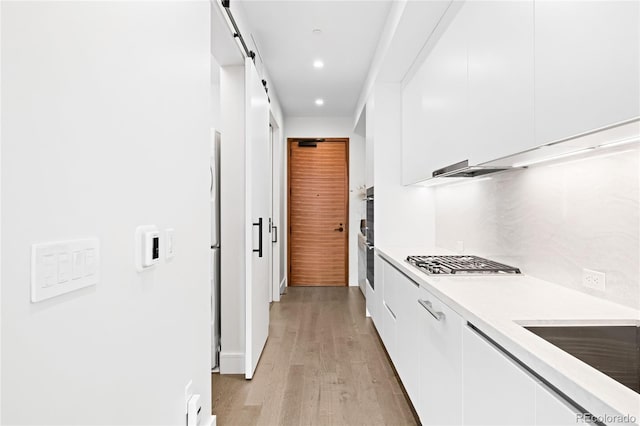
365 187 374 289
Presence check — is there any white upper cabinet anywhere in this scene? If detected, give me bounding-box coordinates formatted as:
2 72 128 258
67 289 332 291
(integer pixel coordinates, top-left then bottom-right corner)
467 0 534 165
402 0 639 183
402 0 534 183
534 0 640 145
402 3 468 185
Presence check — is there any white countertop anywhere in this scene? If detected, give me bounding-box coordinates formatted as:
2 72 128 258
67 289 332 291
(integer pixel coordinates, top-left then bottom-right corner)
376 246 640 425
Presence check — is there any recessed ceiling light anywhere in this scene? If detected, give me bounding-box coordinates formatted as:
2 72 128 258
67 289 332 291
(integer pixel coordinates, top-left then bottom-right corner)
315 98 324 106
312 29 322 35
313 60 324 69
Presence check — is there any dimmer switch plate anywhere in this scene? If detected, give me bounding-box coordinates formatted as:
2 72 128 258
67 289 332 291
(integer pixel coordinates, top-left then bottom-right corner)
31 239 100 302
165 228 175 259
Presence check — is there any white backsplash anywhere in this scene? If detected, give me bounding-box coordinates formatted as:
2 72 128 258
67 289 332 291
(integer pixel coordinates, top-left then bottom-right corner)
435 146 640 309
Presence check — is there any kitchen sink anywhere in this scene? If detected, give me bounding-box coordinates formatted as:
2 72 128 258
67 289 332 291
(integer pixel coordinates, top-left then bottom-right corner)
523 323 640 393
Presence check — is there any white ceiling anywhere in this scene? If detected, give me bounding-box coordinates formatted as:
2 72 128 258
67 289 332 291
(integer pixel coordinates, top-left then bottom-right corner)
236 1 393 117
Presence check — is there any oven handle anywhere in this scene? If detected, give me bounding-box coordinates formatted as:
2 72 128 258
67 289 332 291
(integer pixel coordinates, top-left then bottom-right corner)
418 299 445 321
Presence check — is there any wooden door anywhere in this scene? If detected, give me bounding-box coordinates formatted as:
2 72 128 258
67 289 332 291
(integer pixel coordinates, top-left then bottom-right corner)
288 138 349 286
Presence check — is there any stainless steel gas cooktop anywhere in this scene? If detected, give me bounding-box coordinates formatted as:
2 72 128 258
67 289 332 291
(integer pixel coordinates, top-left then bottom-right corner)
406 255 521 275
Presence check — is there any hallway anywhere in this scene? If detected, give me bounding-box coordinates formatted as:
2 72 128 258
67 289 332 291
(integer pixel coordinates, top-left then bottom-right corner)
211 287 418 425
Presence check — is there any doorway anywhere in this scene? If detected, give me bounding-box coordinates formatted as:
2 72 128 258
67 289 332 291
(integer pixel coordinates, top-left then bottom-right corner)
287 138 349 286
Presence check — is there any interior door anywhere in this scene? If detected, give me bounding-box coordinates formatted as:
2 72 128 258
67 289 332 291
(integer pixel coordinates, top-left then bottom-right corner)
270 122 281 302
245 59 270 379
288 138 349 286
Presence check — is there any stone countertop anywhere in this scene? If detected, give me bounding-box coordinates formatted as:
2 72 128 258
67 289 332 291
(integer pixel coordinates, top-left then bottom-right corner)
376 245 640 425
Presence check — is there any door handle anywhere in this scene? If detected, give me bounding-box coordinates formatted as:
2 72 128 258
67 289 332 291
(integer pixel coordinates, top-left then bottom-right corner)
272 225 278 243
334 223 344 232
253 218 263 257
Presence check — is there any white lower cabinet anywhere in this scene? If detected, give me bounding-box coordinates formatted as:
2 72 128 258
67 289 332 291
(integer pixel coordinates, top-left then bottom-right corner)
373 258 594 426
381 260 399 365
418 287 464 425
365 277 375 320
371 254 385 330
535 384 580 426
388 263 421 403
463 324 536 425
381 296 397 364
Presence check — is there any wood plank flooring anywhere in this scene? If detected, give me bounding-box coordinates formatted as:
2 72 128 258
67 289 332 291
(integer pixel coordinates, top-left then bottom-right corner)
211 287 418 426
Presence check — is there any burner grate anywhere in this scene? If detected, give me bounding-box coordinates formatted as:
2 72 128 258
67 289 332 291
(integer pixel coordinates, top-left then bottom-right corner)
406 255 521 275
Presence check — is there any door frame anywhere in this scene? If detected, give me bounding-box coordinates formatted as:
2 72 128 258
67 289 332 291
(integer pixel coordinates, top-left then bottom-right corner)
269 118 282 302
287 137 350 287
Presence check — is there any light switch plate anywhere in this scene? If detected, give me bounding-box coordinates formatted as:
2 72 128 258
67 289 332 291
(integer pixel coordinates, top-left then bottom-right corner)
31 239 100 303
165 228 175 260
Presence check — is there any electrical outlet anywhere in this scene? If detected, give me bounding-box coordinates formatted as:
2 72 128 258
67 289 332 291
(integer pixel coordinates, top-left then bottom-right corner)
582 269 606 291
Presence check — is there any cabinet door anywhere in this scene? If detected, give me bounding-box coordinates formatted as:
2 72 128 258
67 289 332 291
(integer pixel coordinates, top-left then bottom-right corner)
418 287 463 425
372 254 385 331
467 0 534 165
463 325 536 425
535 384 579 426
402 3 468 184
365 271 375 320
381 261 398 364
535 0 640 145
390 264 421 404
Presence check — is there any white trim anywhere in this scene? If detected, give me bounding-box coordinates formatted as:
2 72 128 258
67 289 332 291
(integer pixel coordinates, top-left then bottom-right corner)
207 415 217 426
219 351 245 374
279 277 286 295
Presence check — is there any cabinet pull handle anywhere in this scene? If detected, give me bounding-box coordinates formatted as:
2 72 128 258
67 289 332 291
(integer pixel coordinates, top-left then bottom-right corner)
253 218 263 257
418 299 445 321
272 225 278 243
384 302 396 319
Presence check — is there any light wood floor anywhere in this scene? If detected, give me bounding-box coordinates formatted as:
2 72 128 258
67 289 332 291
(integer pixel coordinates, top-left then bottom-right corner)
211 287 418 426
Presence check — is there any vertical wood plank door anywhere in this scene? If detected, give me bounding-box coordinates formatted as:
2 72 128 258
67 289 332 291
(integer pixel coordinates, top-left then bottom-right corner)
288 138 349 286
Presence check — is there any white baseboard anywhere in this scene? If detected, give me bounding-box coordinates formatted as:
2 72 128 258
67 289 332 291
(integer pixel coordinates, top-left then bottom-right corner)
279 277 286 295
207 415 217 426
219 351 244 374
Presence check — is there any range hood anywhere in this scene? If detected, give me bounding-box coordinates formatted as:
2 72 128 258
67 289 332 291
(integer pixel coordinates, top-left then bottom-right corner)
432 160 512 178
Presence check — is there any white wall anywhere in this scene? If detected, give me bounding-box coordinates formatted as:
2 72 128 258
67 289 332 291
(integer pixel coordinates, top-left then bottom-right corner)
369 83 436 251
1 2 211 424
435 145 640 309
285 117 365 286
